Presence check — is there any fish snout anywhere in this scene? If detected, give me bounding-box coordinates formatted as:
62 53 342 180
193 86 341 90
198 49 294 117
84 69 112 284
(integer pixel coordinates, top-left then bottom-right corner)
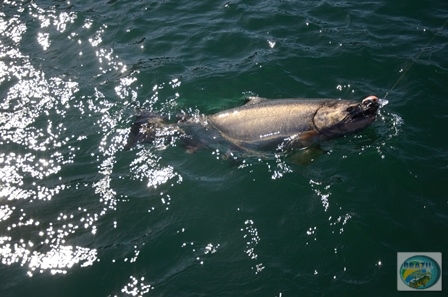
362 95 379 107
361 95 380 114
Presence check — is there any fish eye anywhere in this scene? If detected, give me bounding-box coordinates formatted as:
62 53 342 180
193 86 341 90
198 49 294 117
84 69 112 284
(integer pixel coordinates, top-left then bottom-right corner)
363 99 372 106
346 106 354 112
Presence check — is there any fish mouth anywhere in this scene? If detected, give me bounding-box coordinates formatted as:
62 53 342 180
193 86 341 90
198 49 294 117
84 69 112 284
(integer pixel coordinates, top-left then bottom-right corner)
352 96 380 120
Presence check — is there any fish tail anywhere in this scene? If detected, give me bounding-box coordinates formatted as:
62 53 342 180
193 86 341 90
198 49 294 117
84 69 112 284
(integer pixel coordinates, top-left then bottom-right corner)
124 112 167 150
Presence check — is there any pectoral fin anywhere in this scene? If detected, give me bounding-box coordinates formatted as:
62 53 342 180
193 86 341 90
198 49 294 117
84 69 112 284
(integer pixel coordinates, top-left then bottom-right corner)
288 130 321 149
299 130 320 141
287 145 325 165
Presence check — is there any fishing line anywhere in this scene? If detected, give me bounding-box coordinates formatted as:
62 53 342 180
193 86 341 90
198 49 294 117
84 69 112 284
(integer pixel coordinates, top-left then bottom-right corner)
383 18 448 99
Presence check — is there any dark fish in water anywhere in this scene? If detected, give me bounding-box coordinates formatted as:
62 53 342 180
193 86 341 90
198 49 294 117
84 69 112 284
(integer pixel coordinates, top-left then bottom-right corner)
124 95 383 153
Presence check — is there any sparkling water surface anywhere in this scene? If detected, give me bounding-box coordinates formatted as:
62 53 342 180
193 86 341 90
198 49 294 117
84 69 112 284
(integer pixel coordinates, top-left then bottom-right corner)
0 1 447 296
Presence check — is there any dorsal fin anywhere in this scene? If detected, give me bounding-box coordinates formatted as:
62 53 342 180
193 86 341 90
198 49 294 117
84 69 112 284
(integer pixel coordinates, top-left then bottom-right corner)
243 96 268 106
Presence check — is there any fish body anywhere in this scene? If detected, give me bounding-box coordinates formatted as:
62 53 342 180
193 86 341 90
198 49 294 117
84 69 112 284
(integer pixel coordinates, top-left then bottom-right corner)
125 95 381 152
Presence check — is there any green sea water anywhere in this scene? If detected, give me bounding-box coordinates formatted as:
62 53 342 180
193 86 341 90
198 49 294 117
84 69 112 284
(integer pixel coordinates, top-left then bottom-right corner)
0 1 447 296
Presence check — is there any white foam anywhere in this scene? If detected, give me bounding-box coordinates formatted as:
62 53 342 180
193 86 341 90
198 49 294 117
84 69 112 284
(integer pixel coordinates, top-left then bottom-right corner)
378 98 389 107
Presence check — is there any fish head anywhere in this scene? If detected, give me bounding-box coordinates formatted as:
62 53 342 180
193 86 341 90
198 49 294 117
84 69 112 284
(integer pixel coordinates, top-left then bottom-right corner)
313 96 380 137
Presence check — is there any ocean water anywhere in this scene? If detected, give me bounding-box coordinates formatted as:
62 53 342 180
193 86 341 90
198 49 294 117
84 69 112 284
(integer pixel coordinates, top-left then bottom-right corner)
1 1 447 296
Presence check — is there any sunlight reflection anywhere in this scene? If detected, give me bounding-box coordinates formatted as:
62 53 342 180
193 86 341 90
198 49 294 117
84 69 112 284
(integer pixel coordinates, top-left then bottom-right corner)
0 236 97 276
37 32 50 50
309 179 331 211
130 149 182 189
241 219 264 274
29 3 77 33
114 276 154 297
0 1 114 277
0 206 14 221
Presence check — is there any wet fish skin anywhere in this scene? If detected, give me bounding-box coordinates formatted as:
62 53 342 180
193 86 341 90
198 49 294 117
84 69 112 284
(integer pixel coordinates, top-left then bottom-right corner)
125 96 380 152
206 96 379 150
